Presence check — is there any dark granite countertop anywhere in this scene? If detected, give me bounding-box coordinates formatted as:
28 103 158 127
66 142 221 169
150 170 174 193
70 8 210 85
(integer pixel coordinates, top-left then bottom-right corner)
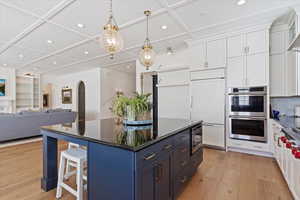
41 118 202 152
276 116 300 143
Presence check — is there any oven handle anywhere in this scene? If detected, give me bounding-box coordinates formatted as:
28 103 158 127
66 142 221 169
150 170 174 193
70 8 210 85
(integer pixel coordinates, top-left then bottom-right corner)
228 92 267 96
229 116 266 120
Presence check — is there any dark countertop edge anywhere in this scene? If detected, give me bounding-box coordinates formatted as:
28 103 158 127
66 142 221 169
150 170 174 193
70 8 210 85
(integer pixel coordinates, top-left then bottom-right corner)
41 120 203 152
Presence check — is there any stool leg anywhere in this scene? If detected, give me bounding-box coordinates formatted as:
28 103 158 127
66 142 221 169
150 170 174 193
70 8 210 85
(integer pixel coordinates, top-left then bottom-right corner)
56 154 66 199
76 160 84 200
65 159 70 179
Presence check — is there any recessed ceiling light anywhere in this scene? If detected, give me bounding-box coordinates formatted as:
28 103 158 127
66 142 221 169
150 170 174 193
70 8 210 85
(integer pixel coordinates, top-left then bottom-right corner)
167 47 174 55
237 0 246 5
126 65 131 69
19 54 24 59
84 51 89 55
77 23 85 28
53 61 57 65
47 40 53 44
161 25 168 30
2 63 7 67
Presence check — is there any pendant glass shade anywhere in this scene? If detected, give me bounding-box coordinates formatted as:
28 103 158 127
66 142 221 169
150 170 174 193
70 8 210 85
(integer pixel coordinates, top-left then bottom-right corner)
102 0 123 59
139 43 156 70
139 10 156 70
103 23 124 58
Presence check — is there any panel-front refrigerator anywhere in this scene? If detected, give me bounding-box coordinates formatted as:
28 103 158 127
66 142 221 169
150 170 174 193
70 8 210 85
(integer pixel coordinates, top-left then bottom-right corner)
191 76 225 148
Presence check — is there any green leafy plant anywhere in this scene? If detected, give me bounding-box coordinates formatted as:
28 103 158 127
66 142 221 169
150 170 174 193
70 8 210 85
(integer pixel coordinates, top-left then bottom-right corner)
111 92 152 119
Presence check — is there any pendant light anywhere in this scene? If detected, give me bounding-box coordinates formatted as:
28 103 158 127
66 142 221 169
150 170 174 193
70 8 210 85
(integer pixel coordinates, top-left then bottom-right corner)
102 0 124 59
139 10 156 70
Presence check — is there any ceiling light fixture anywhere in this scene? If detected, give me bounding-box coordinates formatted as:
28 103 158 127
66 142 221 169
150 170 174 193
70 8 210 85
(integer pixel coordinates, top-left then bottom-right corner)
19 54 24 59
139 10 156 70
47 40 53 44
167 47 174 55
77 23 85 28
53 61 57 65
84 51 89 55
2 63 7 67
237 0 246 6
102 0 124 59
161 25 168 30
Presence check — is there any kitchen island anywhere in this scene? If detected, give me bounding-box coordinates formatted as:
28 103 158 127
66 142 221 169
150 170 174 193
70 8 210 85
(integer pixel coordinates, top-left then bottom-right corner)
41 118 203 200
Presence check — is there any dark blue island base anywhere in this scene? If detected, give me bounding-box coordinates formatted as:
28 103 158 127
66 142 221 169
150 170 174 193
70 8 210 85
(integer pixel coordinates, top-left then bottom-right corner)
41 118 203 200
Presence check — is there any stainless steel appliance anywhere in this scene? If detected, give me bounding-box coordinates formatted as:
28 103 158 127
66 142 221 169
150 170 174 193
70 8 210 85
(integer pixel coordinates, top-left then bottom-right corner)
191 123 203 154
229 86 267 142
229 87 267 117
229 116 267 142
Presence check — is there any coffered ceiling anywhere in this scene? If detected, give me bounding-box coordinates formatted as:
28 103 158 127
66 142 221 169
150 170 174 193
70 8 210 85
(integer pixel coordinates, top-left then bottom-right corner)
0 0 299 75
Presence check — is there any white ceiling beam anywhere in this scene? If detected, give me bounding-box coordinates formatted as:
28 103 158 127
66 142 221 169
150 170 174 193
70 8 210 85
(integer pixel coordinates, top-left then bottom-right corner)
37 32 188 74
18 8 168 69
0 0 78 54
155 0 194 38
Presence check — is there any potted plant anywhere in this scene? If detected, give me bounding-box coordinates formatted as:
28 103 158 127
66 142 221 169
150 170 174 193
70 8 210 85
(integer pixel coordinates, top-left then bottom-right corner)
111 92 152 124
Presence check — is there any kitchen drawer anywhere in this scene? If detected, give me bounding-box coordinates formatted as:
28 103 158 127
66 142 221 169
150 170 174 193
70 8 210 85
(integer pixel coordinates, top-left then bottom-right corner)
174 129 190 146
136 137 174 166
173 142 190 176
228 139 269 152
174 166 190 199
190 148 203 173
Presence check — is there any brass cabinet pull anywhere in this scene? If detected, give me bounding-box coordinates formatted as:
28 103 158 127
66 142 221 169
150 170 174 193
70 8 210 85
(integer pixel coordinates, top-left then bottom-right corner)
277 137 281 147
144 153 156 161
181 176 187 183
155 165 160 182
163 144 172 150
180 160 187 167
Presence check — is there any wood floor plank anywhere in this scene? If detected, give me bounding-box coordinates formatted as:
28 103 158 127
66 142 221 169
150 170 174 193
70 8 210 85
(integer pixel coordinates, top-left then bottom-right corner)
0 142 293 200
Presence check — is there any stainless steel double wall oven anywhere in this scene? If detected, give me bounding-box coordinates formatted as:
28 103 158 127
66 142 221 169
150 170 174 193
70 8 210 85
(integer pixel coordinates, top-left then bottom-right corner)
228 87 267 142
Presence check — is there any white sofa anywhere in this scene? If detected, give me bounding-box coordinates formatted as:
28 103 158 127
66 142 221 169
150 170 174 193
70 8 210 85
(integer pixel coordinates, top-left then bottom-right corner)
0 109 77 142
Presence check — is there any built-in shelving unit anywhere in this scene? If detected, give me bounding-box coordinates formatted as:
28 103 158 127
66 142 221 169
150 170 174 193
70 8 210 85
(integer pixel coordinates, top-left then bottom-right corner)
16 75 40 112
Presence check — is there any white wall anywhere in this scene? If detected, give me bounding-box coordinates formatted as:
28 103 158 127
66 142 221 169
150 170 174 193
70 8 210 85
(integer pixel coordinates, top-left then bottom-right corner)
0 67 16 113
41 66 136 120
100 68 136 119
42 68 101 120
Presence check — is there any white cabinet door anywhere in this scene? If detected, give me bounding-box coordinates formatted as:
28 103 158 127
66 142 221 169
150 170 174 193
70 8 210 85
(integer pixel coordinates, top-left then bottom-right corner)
206 38 227 68
191 79 225 124
286 51 297 96
158 70 189 86
203 124 225 148
270 54 285 96
227 57 245 87
270 31 286 55
246 30 268 55
246 53 267 86
186 42 206 69
158 85 190 119
228 34 244 58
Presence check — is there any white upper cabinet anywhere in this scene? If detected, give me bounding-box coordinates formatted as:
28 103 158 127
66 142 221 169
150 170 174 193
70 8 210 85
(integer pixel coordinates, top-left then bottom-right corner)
246 30 268 55
158 70 189 86
186 42 206 69
227 29 269 87
270 31 286 55
270 54 285 96
286 51 297 96
188 38 227 70
246 53 267 86
227 57 245 88
206 38 227 68
228 34 244 58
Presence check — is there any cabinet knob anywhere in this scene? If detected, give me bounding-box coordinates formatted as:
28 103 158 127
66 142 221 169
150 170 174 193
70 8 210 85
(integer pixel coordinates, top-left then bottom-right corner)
292 148 298 155
295 152 300 159
286 142 292 149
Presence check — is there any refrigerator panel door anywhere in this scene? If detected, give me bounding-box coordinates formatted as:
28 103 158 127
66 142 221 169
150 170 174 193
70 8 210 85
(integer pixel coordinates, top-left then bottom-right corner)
191 79 225 124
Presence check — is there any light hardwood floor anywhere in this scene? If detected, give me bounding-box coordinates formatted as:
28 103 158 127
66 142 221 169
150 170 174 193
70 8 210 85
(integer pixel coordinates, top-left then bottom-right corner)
0 141 293 200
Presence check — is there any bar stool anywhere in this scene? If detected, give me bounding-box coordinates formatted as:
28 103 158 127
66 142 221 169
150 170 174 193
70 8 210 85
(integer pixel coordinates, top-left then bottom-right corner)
56 147 87 200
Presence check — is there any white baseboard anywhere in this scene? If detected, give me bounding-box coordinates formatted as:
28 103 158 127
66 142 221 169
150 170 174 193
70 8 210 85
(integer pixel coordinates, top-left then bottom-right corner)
228 147 274 158
0 137 42 148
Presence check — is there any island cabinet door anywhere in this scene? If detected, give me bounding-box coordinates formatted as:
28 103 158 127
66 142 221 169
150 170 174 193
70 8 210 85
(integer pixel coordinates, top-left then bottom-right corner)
155 153 172 200
136 153 172 200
